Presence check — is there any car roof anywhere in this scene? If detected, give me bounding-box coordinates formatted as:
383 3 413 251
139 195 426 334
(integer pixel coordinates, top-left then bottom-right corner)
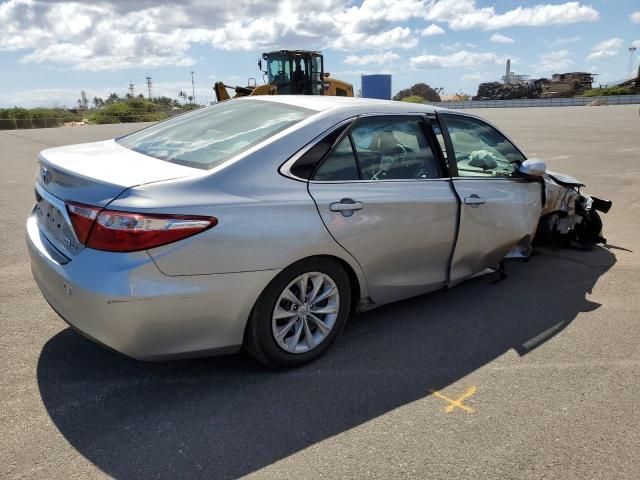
239 95 446 115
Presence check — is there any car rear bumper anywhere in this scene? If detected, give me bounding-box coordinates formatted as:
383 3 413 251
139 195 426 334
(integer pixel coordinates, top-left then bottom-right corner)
26 213 279 360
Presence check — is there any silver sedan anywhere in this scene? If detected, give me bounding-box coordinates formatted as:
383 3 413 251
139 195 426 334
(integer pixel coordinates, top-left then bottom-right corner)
26 96 608 368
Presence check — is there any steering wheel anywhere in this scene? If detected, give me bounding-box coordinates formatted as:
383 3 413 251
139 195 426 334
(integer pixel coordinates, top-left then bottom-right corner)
393 143 408 163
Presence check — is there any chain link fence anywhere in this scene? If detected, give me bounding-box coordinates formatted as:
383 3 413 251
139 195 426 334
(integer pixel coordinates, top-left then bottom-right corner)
0 116 77 130
0 107 199 131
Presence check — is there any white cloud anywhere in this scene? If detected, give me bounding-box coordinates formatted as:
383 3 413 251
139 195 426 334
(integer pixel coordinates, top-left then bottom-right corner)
462 72 486 81
0 0 602 71
410 50 504 69
344 51 400 65
531 50 573 75
440 42 478 52
0 0 422 69
421 24 445 36
586 38 624 61
331 26 418 50
545 35 581 47
631 12 640 23
331 69 391 76
490 33 514 44
423 0 599 31
632 40 640 49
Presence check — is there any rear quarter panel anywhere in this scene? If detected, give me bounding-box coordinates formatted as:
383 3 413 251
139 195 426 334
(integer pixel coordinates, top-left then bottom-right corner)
106 115 369 298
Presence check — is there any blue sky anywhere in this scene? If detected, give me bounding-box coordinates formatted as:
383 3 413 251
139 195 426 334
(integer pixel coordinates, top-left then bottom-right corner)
0 0 639 107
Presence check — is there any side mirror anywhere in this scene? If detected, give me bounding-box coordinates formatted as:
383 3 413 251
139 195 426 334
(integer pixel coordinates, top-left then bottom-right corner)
258 59 262 71
519 158 546 177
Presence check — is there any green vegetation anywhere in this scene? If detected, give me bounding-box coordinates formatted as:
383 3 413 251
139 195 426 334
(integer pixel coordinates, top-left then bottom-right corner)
1 90 202 130
581 86 635 97
0 107 80 129
89 98 168 124
400 95 426 103
393 83 441 102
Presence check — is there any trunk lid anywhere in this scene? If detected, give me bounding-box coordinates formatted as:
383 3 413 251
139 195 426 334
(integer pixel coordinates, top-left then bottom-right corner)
37 139 198 205
34 139 199 259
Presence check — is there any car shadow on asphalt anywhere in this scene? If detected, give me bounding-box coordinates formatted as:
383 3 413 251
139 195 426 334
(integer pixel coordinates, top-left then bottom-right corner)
37 246 615 479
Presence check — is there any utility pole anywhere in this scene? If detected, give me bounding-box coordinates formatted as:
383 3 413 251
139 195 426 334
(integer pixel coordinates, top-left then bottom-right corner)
145 74 152 100
629 47 638 79
190 71 196 104
128 81 135 97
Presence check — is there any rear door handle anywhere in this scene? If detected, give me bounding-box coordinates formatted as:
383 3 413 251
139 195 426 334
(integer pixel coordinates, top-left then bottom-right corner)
463 194 486 207
330 198 363 217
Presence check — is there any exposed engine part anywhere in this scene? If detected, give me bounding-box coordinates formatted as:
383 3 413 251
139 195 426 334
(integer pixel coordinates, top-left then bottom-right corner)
534 172 611 249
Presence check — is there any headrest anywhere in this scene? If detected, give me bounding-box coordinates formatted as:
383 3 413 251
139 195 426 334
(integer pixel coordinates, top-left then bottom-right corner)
368 131 399 153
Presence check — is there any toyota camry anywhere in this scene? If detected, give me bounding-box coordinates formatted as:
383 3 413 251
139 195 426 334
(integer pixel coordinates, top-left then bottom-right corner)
26 96 610 368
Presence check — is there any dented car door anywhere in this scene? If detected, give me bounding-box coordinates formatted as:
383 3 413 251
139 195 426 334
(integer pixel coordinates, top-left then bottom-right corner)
438 112 543 284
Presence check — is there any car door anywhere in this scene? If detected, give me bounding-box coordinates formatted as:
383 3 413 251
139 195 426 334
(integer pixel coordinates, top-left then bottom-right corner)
307 115 458 305
438 112 543 284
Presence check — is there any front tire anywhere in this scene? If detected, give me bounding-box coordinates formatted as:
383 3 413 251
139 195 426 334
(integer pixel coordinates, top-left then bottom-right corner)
244 258 351 369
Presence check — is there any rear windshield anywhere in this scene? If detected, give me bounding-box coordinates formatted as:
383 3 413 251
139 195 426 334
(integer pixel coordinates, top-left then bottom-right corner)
117 100 314 170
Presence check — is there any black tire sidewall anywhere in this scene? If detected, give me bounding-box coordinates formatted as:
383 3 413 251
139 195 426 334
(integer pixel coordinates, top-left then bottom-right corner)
247 258 351 368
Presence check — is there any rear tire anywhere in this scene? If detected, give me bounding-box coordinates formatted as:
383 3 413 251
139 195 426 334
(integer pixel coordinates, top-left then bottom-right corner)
244 257 351 369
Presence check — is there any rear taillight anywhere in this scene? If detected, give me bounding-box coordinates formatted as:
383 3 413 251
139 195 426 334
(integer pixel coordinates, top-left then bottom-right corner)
66 202 217 252
67 203 100 243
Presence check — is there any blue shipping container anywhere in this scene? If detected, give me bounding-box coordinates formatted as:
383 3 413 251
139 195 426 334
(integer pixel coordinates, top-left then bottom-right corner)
361 74 392 100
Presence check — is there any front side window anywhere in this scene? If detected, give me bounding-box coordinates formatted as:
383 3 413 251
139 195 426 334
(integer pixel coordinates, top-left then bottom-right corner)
117 100 313 170
266 54 292 93
310 56 323 95
443 114 525 177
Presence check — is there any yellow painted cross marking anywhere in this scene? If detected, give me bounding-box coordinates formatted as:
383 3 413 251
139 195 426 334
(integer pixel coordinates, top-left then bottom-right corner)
429 386 477 413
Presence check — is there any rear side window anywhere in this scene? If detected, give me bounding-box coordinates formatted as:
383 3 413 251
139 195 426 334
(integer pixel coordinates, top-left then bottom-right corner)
295 115 442 182
313 136 359 181
350 116 440 180
427 113 447 158
117 100 313 170
290 124 348 179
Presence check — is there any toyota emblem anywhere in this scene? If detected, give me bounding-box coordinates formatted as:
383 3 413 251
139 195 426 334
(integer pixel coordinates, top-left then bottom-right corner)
40 166 51 185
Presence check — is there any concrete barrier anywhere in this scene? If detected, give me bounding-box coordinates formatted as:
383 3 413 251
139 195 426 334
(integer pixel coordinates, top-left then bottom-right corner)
428 94 640 109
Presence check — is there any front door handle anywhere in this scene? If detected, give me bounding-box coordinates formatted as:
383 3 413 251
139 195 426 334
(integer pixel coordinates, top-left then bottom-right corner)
330 198 363 217
463 194 486 208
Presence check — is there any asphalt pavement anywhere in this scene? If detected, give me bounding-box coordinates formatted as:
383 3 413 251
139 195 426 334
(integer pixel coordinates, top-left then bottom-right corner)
1 105 639 479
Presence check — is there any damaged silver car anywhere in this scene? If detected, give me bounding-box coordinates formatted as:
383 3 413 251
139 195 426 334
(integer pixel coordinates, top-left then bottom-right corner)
27 97 610 368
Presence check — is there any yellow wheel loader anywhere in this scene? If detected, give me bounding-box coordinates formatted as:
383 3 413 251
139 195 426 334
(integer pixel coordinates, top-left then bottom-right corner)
214 50 354 101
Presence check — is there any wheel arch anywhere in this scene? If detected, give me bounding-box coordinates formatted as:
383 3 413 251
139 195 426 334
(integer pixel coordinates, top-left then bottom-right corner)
315 254 362 317
243 253 365 340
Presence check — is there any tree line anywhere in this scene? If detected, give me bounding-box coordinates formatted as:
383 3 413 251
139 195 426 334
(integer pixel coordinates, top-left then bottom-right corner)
88 92 195 110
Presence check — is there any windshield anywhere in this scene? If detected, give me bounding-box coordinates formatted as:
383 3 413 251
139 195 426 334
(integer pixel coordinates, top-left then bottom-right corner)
117 100 314 170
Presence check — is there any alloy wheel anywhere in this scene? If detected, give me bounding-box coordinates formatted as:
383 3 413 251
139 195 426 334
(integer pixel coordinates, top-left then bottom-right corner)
271 271 340 354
